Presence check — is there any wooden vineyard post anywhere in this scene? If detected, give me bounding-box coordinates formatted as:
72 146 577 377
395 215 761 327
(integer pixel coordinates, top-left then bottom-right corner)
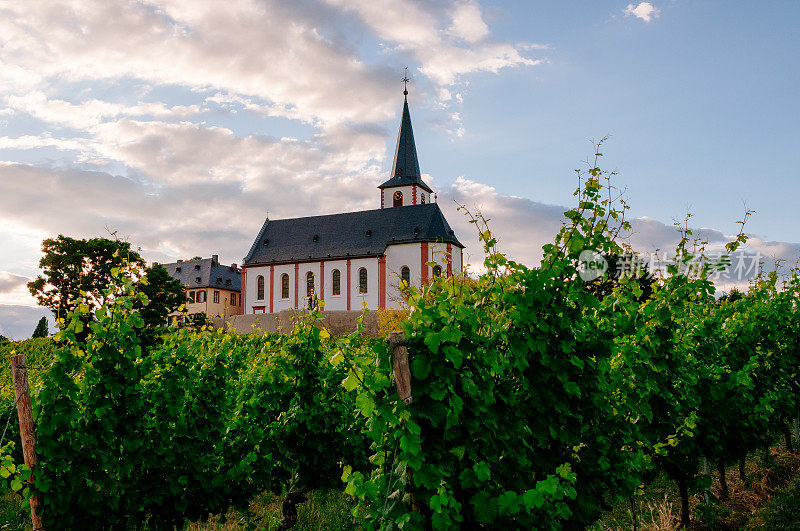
11 354 44 530
389 331 412 405
702 457 710 505
389 331 420 512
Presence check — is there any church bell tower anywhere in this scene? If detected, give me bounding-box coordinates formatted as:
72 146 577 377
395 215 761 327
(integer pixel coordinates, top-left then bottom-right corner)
378 76 433 208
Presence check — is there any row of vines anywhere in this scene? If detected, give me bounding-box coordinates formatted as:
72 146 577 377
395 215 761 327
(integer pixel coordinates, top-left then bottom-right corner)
2 151 799 529
342 155 800 529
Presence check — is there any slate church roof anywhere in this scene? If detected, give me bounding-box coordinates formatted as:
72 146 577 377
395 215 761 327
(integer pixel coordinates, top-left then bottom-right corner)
243 203 463 266
161 256 241 291
378 96 433 193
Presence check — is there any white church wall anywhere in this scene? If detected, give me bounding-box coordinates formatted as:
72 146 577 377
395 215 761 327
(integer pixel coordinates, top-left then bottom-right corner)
244 265 270 313
297 262 320 310
385 243 421 310
321 259 347 311
272 263 295 312
348 257 379 311
246 245 462 314
245 258 385 314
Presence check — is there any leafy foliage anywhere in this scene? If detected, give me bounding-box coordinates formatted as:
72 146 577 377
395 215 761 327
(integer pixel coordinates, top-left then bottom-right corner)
133 263 185 328
341 146 800 530
21 264 369 529
26 235 145 324
7 147 800 531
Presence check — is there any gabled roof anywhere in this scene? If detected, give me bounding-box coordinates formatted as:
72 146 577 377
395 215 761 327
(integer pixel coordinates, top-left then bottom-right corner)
243 203 463 266
379 97 432 193
160 257 241 292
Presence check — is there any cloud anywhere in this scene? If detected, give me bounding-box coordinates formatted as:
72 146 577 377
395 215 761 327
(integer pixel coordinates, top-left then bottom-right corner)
0 305 52 340
0 272 29 294
448 1 490 43
0 0 538 130
0 0 397 126
0 134 92 153
0 0 795 337
623 2 661 23
321 0 539 86
5 91 200 130
440 176 567 267
437 178 799 290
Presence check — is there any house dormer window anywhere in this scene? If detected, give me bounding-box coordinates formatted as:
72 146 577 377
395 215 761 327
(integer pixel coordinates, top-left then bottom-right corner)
195 276 201 283
175 267 181 273
194 264 200 270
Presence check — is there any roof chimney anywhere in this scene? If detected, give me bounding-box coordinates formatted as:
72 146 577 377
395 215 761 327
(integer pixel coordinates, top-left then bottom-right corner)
177 259 183 263
212 254 219 263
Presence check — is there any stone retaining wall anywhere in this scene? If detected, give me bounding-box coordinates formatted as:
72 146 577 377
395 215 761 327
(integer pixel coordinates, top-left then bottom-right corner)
211 310 380 337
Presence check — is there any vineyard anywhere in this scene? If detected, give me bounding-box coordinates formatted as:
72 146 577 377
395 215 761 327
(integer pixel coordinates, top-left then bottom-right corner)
2 156 800 530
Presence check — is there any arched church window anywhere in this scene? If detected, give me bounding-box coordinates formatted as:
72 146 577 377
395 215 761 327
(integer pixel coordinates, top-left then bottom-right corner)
400 266 410 286
306 271 315 297
256 275 265 300
358 267 368 294
281 273 289 299
393 191 403 207
432 265 442 278
332 269 341 295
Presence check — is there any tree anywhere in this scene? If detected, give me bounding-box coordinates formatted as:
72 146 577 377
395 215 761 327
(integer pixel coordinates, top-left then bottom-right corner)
134 264 185 328
27 235 145 324
31 317 49 338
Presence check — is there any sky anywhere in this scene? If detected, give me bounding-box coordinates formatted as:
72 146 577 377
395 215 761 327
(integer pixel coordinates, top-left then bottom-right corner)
1 1 798 338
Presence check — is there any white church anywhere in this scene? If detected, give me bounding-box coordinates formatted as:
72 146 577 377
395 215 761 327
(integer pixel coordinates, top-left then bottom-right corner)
241 91 464 313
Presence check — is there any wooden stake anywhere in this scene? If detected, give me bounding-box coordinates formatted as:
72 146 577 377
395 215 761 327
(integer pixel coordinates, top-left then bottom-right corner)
11 354 43 530
389 331 412 405
389 331 420 514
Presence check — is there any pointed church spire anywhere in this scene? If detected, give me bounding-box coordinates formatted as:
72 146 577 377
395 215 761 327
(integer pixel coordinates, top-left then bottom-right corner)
379 76 432 193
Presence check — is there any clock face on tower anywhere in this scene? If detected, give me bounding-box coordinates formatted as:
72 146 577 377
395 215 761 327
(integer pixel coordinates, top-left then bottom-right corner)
393 190 403 207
